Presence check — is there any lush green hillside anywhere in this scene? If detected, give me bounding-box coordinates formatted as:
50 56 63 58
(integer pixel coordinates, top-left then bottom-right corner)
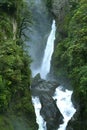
0 0 37 130
53 0 87 129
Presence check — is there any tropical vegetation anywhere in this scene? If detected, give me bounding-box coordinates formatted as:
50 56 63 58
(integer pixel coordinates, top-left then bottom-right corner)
0 0 37 129
53 0 87 129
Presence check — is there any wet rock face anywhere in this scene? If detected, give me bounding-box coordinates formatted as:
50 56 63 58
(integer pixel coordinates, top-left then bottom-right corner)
31 73 59 96
52 0 70 39
66 108 87 130
31 74 63 130
52 0 69 21
40 94 63 130
66 92 87 130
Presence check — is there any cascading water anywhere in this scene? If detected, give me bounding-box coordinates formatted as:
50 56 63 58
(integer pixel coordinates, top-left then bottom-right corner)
32 20 56 130
39 19 76 130
31 19 76 130
27 1 76 129
40 20 56 79
53 86 76 130
26 0 56 129
32 97 47 130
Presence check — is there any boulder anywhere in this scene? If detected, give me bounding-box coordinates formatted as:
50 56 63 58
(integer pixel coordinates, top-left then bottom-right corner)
40 94 63 130
31 73 59 96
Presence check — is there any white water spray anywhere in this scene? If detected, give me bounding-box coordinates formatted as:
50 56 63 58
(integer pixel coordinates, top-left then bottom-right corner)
40 20 56 79
53 86 76 130
32 97 47 130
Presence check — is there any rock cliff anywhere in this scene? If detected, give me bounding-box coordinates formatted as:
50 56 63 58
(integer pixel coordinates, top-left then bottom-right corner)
52 0 70 39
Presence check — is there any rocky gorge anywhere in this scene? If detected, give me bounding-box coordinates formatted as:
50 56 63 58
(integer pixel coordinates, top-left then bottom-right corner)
0 0 87 130
27 0 87 129
31 74 63 130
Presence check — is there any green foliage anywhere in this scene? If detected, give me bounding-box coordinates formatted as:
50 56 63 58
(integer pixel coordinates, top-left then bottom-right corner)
45 0 52 9
0 114 37 130
0 38 32 112
0 1 37 129
0 13 13 41
53 0 87 123
0 116 13 130
0 76 11 112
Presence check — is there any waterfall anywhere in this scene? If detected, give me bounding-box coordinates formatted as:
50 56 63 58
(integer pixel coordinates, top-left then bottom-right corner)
26 0 51 77
26 0 76 129
32 20 56 130
31 19 76 130
53 86 76 130
40 20 56 79
39 20 76 130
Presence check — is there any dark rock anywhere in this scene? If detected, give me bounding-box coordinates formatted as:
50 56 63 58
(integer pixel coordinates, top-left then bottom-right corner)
31 73 59 96
52 0 69 19
66 92 87 130
51 0 70 40
31 73 42 87
40 94 63 130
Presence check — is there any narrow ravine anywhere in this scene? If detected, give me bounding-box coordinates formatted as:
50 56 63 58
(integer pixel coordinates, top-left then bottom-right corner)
27 0 76 129
31 19 76 130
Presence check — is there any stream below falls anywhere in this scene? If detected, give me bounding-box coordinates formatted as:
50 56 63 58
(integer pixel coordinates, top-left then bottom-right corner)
26 0 76 130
